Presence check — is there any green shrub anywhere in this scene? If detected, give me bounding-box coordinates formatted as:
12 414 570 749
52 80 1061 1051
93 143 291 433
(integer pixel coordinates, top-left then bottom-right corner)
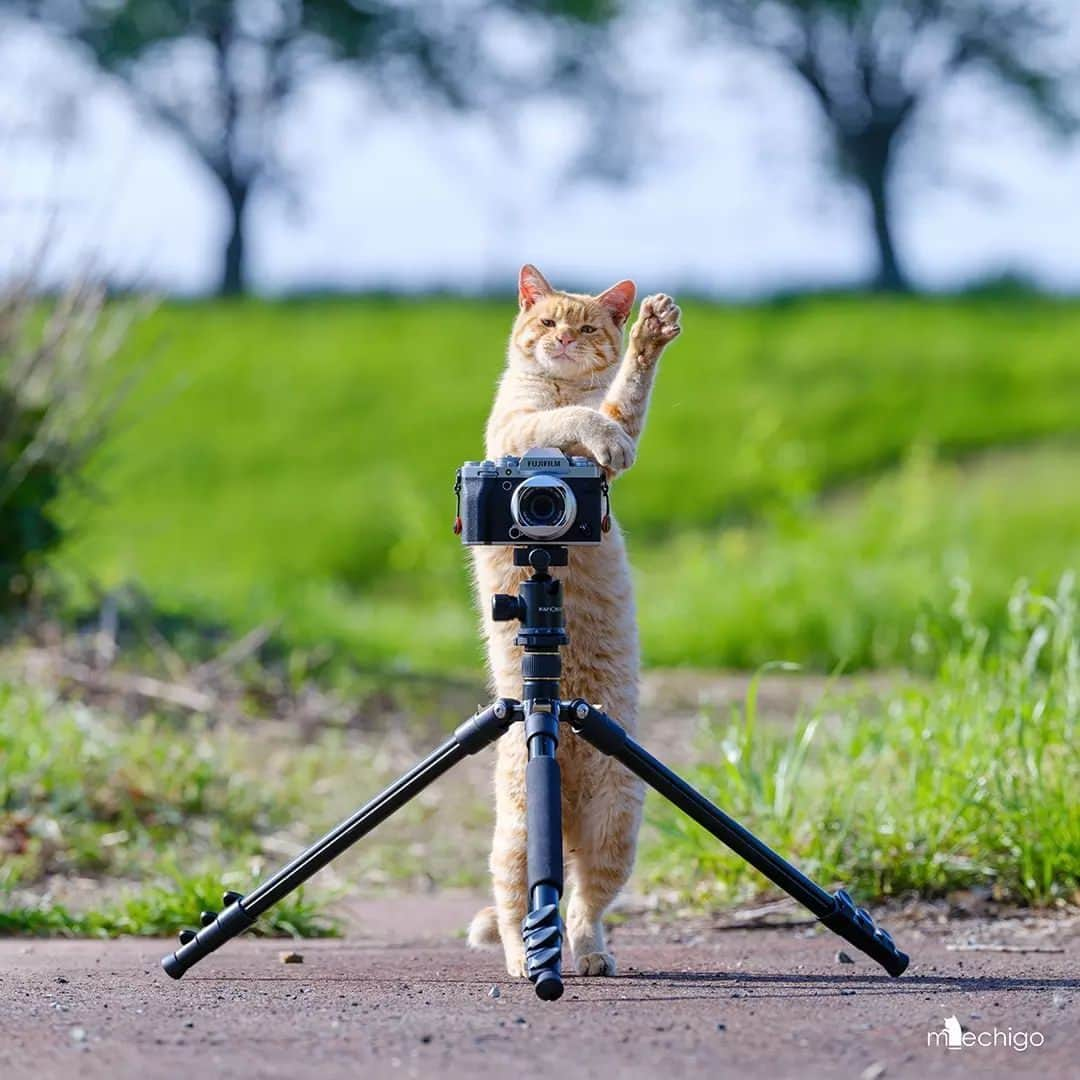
0 282 141 609
0 389 61 603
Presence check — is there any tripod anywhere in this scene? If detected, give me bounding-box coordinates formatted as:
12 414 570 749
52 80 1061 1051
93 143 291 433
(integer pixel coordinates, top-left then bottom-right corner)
162 545 909 999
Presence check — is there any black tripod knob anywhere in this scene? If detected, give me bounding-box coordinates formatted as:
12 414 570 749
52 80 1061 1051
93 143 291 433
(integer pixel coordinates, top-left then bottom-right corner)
492 594 524 622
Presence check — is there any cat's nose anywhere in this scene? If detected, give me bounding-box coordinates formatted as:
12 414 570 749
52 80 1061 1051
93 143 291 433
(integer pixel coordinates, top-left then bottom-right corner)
556 332 575 346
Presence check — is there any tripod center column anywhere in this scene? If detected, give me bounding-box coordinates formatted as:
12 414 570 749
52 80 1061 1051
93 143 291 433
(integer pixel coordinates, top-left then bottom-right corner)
504 547 570 1001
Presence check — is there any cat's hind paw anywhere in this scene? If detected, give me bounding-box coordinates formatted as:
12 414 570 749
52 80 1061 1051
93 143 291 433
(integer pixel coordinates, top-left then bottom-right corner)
575 951 617 976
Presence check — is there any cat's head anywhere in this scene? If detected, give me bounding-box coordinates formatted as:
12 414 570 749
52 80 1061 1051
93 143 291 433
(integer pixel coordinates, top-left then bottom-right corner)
509 264 635 380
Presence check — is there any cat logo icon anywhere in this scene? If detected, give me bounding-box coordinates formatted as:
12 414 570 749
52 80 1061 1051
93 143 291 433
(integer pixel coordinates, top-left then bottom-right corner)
942 1016 964 1049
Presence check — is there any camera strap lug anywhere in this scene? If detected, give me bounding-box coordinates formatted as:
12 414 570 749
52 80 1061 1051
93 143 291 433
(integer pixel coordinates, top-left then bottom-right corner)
601 477 611 533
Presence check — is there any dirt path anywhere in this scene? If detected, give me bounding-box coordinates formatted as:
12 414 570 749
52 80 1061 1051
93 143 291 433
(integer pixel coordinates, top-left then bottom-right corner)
2 899 1075 1080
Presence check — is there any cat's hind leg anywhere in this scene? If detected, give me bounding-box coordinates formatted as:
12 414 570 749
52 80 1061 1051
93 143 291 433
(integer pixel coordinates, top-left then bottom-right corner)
564 771 644 976
488 750 530 978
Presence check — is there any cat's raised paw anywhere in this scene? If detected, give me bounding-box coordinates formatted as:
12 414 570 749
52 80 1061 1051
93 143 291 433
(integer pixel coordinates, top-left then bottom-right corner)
630 293 681 358
576 951 617 977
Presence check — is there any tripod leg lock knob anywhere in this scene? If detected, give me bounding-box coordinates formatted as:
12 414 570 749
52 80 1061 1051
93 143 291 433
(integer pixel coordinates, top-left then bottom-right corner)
820 889 910 977
522 902 564 999
564 699 627 756
453 699 519 754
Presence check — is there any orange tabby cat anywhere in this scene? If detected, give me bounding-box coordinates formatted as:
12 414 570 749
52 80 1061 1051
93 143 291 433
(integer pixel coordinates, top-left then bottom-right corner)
467 265 681 977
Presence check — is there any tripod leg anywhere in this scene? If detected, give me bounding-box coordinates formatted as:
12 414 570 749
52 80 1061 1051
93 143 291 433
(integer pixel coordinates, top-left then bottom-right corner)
565 700 910 978
522 706 565 1001
161 699 520 979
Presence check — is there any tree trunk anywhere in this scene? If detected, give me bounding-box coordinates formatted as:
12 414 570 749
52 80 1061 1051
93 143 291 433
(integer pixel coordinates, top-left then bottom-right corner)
863 165 907 293
220 176 250 297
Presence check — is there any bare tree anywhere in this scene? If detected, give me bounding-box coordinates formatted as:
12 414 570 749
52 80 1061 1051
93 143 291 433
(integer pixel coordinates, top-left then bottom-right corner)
684 1 1076 290
502 1 1078 290
20 1 539 295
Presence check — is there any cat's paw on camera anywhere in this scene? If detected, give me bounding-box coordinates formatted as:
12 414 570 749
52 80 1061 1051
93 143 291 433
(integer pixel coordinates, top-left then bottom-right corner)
630 293 682 358
583 420 636 473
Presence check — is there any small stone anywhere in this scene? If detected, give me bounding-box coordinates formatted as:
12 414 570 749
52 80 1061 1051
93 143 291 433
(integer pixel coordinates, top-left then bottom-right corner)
836 950 855 964
860 1063 886 1080
840 988 856 996
278 951 303 964
420 1034 433 1044
69 1027 87 1043
56 976 69 984
514 1016 527 1025
488 985 501 999
1052 992 1066 1009
730 989 747 998
715 1022 727 1032
183 1021 195 1029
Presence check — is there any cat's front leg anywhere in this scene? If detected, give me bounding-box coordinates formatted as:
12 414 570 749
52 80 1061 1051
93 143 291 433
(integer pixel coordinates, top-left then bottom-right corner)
631 291 681 357
569 409 637 474
493 405 636 474
601 293 682 443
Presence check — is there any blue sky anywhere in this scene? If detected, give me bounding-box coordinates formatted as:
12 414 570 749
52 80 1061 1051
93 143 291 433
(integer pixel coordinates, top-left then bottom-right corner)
1 11 1078 297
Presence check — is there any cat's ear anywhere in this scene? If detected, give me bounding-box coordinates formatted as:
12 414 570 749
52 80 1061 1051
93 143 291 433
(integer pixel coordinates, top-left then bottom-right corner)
597 279 636 328
519 264 552 310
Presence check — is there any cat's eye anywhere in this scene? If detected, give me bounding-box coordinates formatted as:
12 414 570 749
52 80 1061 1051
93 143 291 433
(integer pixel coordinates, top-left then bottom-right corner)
541 318 556 328
581 325 597 334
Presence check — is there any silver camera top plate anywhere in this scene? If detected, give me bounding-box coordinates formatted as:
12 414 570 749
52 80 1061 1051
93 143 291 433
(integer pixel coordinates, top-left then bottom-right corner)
460 447 601 480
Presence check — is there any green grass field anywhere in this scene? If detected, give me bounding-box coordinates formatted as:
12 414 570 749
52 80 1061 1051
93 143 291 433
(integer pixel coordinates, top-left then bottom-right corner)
57 295 1080 672
0 681 340 936
7 292 1080 929
5 578 1075 932
644 576 1080 908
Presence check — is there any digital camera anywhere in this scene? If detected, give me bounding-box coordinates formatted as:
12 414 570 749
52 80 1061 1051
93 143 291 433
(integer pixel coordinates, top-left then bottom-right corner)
455 448 606 546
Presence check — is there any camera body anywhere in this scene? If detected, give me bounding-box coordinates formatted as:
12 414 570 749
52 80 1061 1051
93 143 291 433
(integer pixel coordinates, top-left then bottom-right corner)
457 447 605 546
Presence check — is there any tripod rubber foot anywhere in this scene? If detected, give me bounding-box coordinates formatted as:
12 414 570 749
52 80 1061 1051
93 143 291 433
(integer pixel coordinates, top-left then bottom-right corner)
533 970 564 1001
161 895 256 979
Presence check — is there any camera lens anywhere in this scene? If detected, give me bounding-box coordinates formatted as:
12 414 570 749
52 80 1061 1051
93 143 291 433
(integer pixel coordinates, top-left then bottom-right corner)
521 490 560 525
510 475 577 540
